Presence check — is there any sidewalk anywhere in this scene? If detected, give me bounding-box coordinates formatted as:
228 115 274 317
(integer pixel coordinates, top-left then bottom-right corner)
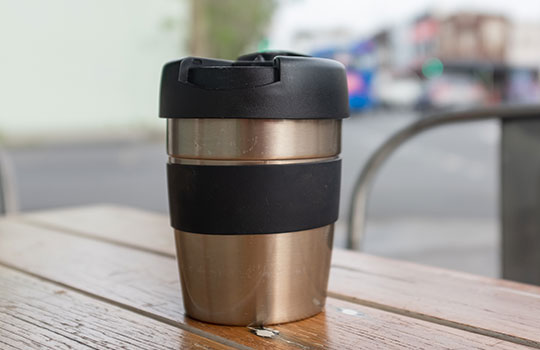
334 217 498 277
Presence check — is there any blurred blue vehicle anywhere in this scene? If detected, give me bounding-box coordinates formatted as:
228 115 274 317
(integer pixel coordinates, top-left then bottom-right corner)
312 40 377 112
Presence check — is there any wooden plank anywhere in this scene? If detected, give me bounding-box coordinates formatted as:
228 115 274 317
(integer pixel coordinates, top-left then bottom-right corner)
21 205 175 257
0 219 530 350
330 249 540 348
21 205 540 347
0 265 234 350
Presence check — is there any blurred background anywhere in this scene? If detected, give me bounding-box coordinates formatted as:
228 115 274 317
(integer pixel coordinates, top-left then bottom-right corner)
2 0 540 278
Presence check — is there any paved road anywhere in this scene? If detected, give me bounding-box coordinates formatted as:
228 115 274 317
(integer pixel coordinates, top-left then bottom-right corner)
340 112 499 277
5 112 500 276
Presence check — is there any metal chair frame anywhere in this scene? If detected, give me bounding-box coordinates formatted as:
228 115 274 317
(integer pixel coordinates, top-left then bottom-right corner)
0 149 18 215
347 104 540 250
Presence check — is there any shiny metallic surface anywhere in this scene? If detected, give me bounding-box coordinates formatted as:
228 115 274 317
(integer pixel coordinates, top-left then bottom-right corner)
167 118 341 160
168 156 338 165
174 224 334 325
167 116 342 325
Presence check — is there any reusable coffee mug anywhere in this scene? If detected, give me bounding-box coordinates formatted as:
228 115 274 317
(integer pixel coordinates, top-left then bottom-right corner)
159 51 349 325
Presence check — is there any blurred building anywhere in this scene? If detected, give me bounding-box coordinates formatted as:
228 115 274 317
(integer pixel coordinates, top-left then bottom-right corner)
305 9 540 110
409 12 511 106
505 22 540 103
411 12 508 64
507 22 540 69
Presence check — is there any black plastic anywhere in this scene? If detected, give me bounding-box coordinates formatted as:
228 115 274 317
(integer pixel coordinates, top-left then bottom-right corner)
159 51 349 119
167 159 341 234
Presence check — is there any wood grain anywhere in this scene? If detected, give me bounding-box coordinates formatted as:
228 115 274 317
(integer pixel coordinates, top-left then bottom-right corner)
24 206 540 347
0 218 531 350
0 265 234 350
330 249 540 348
22 204 175 257
23 205 540 348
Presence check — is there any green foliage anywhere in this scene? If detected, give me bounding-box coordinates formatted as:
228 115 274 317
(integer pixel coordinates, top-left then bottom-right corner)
190 0 276 59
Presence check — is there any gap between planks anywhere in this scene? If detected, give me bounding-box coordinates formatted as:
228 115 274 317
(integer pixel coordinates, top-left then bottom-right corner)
17 215 540 350
18 217 174 259
0 260 251 350
327 290 540 349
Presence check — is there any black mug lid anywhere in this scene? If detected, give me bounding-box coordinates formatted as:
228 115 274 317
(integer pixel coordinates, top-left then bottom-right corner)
159 51 350 120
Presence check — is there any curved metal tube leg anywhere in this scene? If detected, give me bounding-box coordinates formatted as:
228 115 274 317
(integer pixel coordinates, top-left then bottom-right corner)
347 105 540 250
0 149 19 215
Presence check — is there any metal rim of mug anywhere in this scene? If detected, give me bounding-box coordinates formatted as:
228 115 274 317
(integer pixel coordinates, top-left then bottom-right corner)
167 118 341 161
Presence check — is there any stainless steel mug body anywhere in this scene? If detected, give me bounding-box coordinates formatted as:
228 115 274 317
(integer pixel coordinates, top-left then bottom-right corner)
160 52 349 325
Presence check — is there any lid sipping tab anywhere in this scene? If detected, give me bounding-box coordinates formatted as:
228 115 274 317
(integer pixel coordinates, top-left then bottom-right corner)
181 56 278 90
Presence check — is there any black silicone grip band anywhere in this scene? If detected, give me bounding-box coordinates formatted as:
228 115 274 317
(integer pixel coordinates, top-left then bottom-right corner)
167 159 341 234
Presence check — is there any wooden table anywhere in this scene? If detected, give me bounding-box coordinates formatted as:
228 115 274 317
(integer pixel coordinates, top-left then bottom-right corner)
1 205 539 349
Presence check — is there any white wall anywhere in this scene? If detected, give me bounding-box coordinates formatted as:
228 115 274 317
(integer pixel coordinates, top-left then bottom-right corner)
0 0 188 139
